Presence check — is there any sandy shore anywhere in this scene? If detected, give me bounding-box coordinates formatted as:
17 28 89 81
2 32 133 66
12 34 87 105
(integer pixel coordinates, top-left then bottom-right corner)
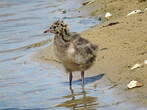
34 0 147 107
80 0 147 106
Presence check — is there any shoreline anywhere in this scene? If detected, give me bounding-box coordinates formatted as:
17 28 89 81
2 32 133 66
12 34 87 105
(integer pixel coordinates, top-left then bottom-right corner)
33 0 147 108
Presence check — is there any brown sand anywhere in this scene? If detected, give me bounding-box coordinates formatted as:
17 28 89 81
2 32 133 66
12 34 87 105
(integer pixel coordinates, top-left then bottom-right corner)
81 9 147 84
33 0 147 107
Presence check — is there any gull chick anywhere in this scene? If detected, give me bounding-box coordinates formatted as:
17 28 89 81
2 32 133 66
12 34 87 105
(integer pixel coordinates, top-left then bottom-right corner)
44 20 98 87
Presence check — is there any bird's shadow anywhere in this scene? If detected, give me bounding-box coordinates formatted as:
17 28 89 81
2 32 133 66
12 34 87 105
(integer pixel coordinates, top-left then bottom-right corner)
62 73 105 85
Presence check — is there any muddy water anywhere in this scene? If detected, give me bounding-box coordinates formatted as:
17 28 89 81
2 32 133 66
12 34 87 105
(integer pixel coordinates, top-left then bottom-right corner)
0 0 124 110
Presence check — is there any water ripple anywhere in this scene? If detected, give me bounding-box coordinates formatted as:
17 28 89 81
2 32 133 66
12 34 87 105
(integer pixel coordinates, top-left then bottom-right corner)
0 39 52 54
0 17 40 23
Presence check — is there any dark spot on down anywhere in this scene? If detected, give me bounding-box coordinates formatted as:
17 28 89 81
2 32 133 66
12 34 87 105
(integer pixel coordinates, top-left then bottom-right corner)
85 47 93 54
77 38 89 45
91 44 98 50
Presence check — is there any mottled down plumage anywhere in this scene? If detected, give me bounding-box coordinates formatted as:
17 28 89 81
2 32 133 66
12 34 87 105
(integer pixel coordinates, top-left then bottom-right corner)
44 20 98 87
54 32 98 72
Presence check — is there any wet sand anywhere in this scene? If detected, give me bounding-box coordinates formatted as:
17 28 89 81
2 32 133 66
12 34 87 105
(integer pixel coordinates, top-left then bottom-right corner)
34 0 147 109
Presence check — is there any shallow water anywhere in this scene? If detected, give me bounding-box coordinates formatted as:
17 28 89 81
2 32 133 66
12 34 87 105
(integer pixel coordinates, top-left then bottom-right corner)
0 0 130 110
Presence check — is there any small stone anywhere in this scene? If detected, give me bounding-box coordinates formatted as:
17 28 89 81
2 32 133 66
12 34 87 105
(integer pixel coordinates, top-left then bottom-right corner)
127 10 142 16
105 12 112 19
144 60 147 64
130 63 143 70
127 80 143 89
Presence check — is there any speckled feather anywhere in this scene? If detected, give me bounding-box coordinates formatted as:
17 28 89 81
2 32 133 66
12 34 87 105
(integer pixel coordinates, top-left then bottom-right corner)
45 20 98 72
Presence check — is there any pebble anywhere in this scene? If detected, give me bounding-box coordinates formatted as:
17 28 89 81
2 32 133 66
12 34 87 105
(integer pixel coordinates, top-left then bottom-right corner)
144 60 147 64
130 63 143 70
127 80 143 89
105 12 112 19
127 10 142 16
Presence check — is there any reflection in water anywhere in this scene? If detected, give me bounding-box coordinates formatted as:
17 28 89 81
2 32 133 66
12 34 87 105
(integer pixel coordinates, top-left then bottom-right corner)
57 86 98 110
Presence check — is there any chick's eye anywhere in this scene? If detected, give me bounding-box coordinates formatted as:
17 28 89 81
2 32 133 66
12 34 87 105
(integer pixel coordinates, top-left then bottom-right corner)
53 26 56 29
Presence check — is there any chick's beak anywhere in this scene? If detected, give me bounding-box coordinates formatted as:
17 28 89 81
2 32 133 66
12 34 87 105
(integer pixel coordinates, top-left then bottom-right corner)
43 28 50 33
